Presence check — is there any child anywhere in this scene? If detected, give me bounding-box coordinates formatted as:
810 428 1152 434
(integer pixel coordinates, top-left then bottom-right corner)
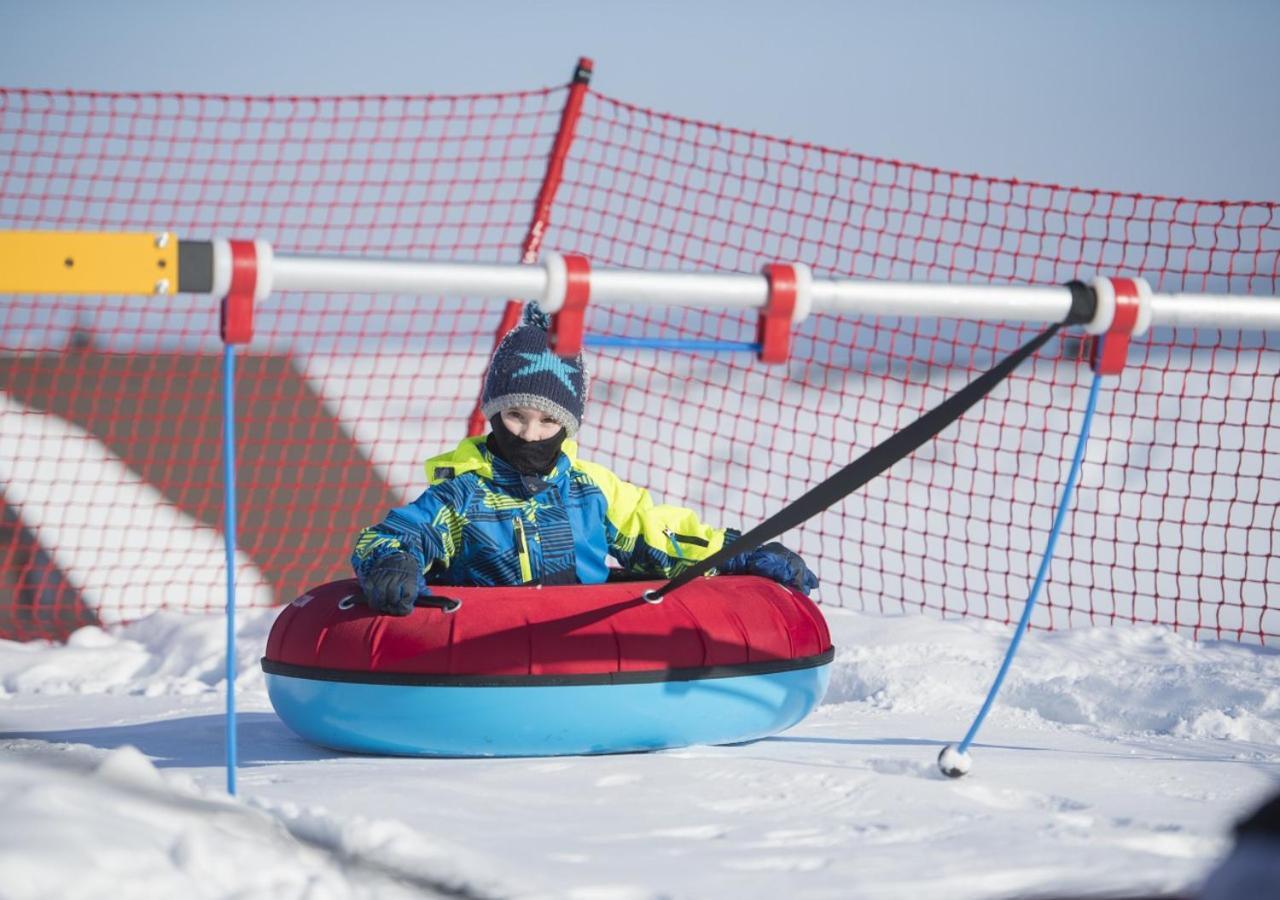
351 307 817 615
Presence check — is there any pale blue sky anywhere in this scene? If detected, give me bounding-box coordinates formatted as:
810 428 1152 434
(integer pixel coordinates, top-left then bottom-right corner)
2 0 1278 201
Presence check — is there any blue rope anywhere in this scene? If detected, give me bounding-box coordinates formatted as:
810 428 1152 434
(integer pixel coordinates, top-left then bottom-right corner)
583 336 760 353
956 364 1104 755
222 343 238 796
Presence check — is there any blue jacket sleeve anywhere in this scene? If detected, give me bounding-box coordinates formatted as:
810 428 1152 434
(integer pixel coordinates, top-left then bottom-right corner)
350 484 463 582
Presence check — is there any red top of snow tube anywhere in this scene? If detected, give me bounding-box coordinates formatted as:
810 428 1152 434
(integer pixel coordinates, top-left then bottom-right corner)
264 576 831 681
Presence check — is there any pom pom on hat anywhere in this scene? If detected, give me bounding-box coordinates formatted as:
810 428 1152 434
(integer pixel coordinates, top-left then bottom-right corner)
521 302 552 331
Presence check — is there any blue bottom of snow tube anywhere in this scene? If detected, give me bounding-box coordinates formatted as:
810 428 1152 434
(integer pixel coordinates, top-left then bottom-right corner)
264 658 832 757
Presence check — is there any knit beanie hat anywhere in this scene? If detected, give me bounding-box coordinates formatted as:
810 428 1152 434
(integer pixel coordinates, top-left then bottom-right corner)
480 304 588 436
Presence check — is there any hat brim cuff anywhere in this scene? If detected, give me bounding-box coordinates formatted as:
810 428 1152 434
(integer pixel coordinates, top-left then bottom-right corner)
481 394 580 437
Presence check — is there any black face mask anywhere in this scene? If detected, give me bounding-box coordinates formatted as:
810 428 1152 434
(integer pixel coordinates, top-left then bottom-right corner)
486 414 566 477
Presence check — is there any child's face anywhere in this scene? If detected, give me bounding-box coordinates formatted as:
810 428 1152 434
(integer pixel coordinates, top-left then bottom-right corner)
500 406 563 442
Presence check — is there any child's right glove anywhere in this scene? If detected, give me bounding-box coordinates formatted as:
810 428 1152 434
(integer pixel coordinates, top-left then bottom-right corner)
720 542 819 596
359 552 423 616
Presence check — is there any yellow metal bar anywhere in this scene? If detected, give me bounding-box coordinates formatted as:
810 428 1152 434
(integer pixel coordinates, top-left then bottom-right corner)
0 230 178 295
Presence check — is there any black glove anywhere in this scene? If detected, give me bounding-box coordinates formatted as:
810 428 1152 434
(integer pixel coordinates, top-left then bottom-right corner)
722 542 819 595
360 552 423 616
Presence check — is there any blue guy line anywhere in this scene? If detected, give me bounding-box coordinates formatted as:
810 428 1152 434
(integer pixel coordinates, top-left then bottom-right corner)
583 337 761 353
222 343 238 796
954 362 1105 758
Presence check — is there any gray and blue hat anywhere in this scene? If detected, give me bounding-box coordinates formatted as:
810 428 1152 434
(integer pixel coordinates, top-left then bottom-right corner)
480 304 588 436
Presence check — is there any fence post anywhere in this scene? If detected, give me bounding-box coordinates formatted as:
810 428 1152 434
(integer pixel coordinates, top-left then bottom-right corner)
467 56 594 436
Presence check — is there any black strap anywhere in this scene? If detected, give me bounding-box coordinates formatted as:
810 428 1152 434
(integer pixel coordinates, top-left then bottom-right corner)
646 321 1064 601
415 594 462 613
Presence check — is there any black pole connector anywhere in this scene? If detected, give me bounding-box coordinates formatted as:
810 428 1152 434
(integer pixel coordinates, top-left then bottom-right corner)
1064 279 1097 326
177 240 214 294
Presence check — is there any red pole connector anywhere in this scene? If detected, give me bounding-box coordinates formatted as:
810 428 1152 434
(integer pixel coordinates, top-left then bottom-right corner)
220 240 258 345
1088 276 1151 376
549 254 591 357
759 264 798 364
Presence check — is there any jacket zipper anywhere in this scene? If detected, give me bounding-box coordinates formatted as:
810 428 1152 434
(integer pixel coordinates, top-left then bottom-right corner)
513 517 533 583
665 529 710 558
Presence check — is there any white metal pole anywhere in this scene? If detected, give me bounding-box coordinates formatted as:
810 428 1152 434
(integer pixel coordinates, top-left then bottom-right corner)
1146 293 1280 331
269 256 548 299
263 253 1280 331
810 281 1070 323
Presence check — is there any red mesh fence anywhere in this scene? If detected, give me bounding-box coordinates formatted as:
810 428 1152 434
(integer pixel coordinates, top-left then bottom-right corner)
1 77 1277 643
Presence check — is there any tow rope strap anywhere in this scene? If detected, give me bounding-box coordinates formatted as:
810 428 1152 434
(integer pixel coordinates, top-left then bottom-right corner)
645 320 1069 602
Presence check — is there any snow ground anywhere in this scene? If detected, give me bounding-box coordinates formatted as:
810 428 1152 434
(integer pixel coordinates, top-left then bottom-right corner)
2 607 1278 900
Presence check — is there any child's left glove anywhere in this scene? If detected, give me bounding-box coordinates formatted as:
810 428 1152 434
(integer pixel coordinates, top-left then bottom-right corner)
720 542 819 595
360 552 423 616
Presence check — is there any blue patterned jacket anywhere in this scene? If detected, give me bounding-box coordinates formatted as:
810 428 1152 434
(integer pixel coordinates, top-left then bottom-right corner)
351 436 731 589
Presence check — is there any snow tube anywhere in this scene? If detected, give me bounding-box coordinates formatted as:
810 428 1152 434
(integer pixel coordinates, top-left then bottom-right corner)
262 575 833 757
